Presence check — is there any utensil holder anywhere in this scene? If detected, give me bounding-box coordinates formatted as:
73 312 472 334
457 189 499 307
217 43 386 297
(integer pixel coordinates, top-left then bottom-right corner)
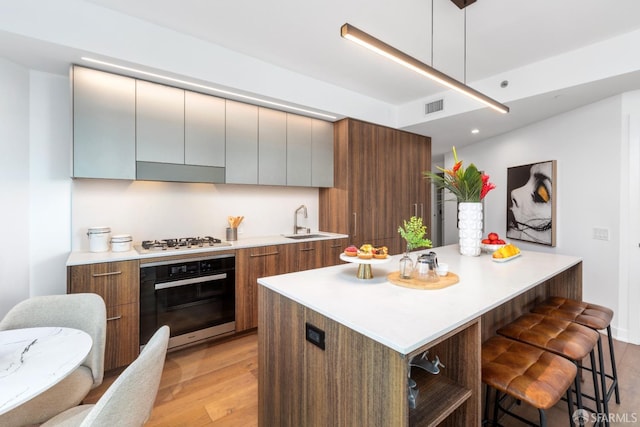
226 227 238 241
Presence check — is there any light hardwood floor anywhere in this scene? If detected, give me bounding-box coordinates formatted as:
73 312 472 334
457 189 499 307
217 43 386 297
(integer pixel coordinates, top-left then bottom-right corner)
86 332 638 426
85 332 258 427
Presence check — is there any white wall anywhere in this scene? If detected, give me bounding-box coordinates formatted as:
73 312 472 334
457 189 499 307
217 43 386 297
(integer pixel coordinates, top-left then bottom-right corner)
29 71 72 296
71 180 319 251
0 58 30 316
442 94 630 338
619 92 640 343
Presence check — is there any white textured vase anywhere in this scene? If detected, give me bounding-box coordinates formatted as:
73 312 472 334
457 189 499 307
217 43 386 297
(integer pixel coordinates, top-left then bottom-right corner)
458 202 483 257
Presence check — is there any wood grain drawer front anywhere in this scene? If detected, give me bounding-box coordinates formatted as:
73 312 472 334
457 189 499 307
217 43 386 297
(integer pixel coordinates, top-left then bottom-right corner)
291 241 323 272
69 261 139 306
323 238 348 267
105 302 139 370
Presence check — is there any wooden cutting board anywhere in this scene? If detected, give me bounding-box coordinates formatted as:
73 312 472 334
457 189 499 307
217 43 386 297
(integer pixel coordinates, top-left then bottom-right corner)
387 271 459 290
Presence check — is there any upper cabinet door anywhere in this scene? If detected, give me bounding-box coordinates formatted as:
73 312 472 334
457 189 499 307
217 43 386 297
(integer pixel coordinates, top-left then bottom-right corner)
185 91 225 167
73 66 136 180
286 114 312 186
258 108 287 186
136 80 185 164
226 100 258 184
311 119 334 188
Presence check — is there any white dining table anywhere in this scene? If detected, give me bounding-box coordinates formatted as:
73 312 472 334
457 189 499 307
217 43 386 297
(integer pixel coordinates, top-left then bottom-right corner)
0 326 93 415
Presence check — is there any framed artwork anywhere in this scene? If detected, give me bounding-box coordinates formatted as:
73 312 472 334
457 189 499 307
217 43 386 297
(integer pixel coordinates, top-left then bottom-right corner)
506 160 556 246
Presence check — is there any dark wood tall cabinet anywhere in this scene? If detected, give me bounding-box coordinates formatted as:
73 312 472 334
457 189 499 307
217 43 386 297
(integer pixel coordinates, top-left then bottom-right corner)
319 118 431 255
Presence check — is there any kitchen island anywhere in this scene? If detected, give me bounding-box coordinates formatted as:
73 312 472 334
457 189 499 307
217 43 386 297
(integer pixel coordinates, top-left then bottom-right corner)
257 244 582 426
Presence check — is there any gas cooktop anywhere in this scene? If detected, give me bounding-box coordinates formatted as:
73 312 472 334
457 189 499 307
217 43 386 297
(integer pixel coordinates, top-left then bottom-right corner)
134 236 232 254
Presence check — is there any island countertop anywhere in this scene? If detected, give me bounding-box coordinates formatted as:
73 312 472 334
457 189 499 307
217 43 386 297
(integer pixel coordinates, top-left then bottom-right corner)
257 244 582 354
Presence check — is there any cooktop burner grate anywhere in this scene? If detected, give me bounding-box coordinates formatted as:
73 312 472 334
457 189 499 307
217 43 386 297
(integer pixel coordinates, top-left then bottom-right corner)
138 236 230 252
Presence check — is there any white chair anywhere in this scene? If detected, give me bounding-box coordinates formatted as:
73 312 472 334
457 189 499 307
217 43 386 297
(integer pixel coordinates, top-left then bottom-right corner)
42 325 170 427
0 293 107 426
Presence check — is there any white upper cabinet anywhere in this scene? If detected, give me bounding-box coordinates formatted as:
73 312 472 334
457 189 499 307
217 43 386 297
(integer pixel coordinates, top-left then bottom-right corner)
185 91 225 167
73 67 333 187
136 80 185 164
258 108 287 185
311 119 334 187
225 100 258 184
286 114 312 186
73 66 136 180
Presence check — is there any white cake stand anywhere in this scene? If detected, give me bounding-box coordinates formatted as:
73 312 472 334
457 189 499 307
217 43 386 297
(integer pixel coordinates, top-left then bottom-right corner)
339 253 392 279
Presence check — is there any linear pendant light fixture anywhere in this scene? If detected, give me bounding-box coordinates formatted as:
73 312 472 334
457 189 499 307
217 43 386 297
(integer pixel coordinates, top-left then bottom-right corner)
340 23 509 114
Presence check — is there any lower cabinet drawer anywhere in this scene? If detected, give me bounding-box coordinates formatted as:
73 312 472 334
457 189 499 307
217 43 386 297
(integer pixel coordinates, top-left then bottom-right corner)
105 302 139 371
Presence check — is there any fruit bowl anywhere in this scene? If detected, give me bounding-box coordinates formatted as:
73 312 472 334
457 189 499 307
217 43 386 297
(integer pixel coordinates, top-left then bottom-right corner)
481 232 507 253
481 242 507 253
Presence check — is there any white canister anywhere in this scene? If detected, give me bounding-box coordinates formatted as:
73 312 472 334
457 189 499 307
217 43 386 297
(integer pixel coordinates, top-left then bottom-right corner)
110 234 133 252
87 226 111 253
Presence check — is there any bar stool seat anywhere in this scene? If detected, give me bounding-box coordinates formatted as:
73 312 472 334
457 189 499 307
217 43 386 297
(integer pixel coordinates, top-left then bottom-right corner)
482 335 577 426
497 312 603 420
532 296 613 330
532 296 620 412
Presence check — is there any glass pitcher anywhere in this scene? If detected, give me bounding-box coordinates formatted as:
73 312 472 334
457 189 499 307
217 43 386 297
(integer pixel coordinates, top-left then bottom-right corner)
415 252 439 282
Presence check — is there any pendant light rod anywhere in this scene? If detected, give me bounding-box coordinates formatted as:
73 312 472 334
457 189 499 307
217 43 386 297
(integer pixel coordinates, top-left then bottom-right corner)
341 23 509 114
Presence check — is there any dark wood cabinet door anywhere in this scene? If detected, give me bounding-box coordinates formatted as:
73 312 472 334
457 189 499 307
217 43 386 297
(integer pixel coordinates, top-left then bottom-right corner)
235 245 284 331
319 118 431 256
67 260 139 370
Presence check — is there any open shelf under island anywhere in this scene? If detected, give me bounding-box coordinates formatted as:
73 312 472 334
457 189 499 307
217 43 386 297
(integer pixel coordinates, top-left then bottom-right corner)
257 244 582 426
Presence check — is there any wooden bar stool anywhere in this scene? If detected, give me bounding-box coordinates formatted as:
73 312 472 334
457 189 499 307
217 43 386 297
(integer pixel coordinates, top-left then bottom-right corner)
482 335 577 427
532 296 619 418
496 312 604 423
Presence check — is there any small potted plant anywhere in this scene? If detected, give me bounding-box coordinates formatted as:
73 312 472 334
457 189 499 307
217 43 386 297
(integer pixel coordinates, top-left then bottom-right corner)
397 216 432 278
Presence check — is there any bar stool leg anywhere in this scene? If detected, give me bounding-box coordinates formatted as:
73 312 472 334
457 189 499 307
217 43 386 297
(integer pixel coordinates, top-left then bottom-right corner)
588 350 602 417
606 325 621 404
567 387 576 427
574 369 584 415
493 390 500 426
538 408 547 427
597 337 610 427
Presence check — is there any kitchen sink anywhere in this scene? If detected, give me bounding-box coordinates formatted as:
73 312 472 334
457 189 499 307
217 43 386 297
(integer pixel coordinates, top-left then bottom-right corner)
284 234 328 240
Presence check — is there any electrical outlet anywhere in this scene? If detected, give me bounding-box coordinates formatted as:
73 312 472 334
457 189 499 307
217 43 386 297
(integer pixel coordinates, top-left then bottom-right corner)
305 322 325 350
593 228 610 241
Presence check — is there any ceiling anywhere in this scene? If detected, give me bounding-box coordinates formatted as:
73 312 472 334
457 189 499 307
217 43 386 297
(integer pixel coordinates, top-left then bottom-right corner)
3 0 640 158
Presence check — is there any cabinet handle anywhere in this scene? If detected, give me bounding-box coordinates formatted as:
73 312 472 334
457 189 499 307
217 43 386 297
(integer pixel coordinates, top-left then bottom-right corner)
250 251 280 258
107 315 122 321
353 212 357 237
300 248 315 252
330 244 342 248
413 203 418 217
420 203 424 219
92 271 122 277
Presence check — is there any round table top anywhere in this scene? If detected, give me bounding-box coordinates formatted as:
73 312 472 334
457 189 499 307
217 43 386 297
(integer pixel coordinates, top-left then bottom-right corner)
0 326 93 415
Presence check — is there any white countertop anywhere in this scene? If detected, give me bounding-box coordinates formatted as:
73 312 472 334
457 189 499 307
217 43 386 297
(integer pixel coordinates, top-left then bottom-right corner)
257 244 582 355
66 232 348 266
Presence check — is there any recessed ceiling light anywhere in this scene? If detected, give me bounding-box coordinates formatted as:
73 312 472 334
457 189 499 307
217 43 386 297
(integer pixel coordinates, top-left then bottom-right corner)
81 57 337 120
471 129 480 134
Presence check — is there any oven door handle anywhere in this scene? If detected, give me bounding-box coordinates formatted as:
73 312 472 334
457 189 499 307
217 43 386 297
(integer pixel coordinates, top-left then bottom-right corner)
154 273 227 291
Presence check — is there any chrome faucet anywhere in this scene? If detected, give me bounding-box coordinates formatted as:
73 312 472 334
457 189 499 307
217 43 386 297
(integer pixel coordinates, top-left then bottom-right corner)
294 205 309 234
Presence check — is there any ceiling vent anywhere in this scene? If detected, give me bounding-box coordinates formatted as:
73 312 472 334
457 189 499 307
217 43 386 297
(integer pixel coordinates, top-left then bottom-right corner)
425 99 444 115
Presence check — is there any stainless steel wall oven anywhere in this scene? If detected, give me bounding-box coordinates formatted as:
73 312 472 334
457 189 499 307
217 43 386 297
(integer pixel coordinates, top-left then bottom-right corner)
140 253 235 349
